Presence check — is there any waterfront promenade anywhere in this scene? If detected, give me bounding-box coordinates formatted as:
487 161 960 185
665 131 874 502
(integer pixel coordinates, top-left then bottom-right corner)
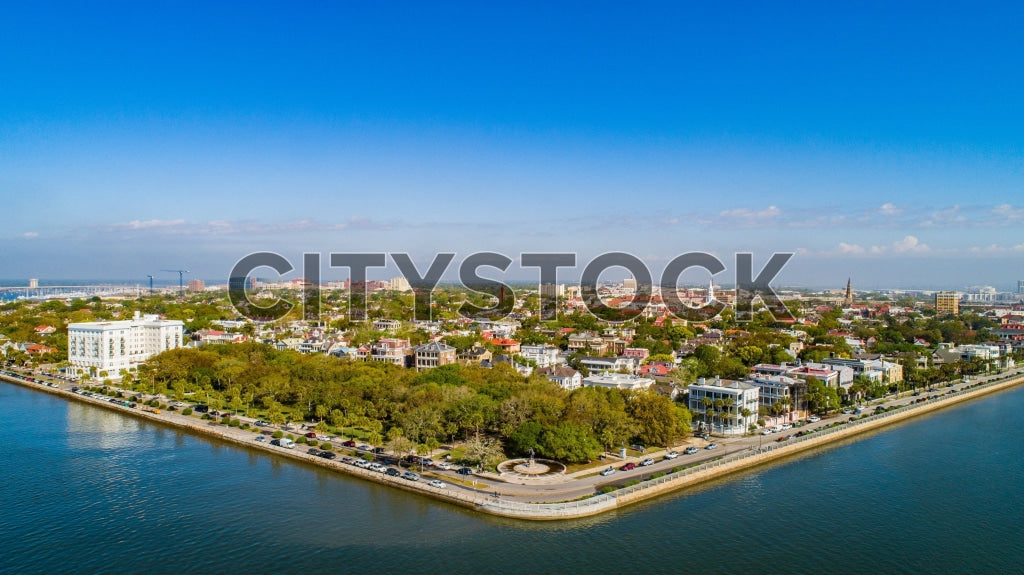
2 366 1022 520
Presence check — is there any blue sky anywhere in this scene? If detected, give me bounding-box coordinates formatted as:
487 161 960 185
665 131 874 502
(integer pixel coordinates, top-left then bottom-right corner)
2 2 1023 289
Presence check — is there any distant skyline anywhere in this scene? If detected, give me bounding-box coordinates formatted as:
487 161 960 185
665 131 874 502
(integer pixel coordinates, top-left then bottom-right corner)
3 3 1023 288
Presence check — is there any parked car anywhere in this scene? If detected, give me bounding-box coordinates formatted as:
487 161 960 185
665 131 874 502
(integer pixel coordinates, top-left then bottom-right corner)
640 458 655 467
435 462 453 470
305 432 317 439
402 471 420 481
621 462 637 471
254 436 267 442
319 451 337 460
307 448 321 455
456 467 473 475
342 440 357 447
369 462 387 472
664 451 679 460
427 479 447 488
600 467 616 476
808 416 821 423
385 467 401 477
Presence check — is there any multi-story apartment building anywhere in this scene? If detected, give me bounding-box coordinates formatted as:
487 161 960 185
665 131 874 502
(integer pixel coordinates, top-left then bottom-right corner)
68 312 184 376
688 377 760 436
935 291 960 315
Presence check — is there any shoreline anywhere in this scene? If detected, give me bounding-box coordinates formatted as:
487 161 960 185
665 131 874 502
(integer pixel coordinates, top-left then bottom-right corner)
3 369 1022 520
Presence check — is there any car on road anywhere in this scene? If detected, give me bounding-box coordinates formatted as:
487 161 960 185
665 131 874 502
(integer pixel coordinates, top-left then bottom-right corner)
694 432 710 440
600 467 616 476
621 462 637 471
781 423 793 430
808 416 821 423
640 458 655 467
305 432 317 439
841 408 853 415
664 451 679 460
357 444 372 451
254 436 267 442
435 462 453 470
342 440 357 447
319 451 337 460
760 428 772 435
776 436 789 442
369 462 387 472
705 443 719 450
385 467 401 477
456 467 474 475
427 479 447 488
402 471 420 481
684 447 699 455
355 459 371 468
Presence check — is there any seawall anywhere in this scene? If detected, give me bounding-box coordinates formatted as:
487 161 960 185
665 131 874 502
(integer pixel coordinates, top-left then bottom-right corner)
3 369 1022 521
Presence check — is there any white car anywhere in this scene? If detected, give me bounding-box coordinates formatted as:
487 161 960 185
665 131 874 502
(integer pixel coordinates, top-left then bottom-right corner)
427 479 447 488
600 467 616 476
640 458 655 467
369 462 387 472
760 428 772 435
664 451 679 460
781 424 793 430
435 462 453 470
808 416 821 423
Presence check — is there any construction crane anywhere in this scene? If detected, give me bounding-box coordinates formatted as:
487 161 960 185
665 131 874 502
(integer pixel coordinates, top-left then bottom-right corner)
147 275 154 296
161 269 190 298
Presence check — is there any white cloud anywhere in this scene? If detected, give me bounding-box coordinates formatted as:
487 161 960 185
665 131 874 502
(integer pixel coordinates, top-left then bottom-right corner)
878 203 902 216
720 205 781 220
22 232 38 238
921 206 965 227
892 235 930 253
968 244 1005 254
991 204 1024 222
838 242 865 254
125 219 187 230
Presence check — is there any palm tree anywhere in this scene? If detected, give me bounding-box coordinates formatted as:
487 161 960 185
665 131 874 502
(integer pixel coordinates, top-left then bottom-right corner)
700 397 713 431
723 397 736 431
713 399 724 433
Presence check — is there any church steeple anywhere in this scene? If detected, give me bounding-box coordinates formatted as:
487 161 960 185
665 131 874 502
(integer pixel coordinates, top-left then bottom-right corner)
844 278 853 307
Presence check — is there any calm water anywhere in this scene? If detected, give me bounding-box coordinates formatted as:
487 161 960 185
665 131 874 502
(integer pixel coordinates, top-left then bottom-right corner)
2 383 1022 575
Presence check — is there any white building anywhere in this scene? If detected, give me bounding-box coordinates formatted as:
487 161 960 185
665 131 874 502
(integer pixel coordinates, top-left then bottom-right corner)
582 373 654 391
747 374 803 412
537 366 582 391
68 312 184 377
389 276 412 292
519 344 561 368
688 377 760 436
578 356 636 374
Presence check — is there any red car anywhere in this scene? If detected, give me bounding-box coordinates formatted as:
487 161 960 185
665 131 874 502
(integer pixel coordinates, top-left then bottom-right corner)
621 462 637 471
342 440 357 447
305 432 317 439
